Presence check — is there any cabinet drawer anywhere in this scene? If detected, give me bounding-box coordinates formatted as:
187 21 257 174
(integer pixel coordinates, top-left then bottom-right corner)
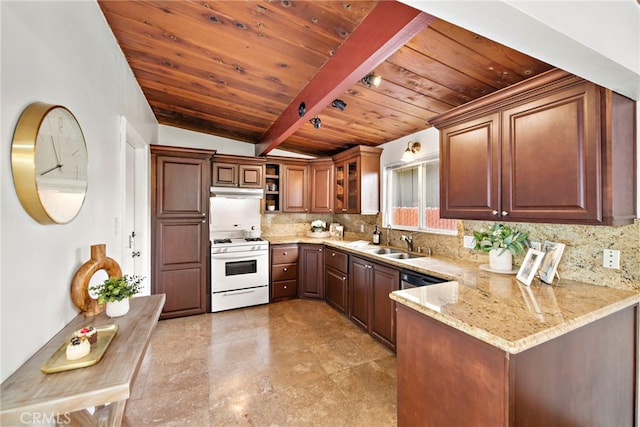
325 249 348 273
272 280 297 299
271 263 297 281
272 246 298 264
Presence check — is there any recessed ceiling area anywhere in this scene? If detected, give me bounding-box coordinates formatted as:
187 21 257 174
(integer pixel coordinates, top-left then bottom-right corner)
98 0 553 157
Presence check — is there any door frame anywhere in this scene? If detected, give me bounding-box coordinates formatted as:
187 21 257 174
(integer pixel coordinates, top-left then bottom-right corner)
119 116 151 295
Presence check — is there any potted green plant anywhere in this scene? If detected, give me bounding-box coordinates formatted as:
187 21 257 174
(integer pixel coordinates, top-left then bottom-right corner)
89 274 143 317
473 223 530 271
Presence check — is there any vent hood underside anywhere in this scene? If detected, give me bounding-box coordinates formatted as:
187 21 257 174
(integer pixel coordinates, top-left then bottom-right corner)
210 186 264 199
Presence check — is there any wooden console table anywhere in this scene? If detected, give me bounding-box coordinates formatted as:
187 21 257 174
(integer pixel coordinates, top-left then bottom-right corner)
1 294 165 426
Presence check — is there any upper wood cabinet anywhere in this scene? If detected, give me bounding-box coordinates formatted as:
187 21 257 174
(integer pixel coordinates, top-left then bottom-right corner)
212 154 266 188
309 159 334 213
282 160 309 213
430 69 636 225
333 145 382 214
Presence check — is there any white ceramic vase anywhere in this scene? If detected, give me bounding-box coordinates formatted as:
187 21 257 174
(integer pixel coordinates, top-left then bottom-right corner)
106 298 130 317
489 249 513 271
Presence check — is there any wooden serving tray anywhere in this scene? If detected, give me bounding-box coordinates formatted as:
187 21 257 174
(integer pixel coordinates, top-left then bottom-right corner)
41 324 119 374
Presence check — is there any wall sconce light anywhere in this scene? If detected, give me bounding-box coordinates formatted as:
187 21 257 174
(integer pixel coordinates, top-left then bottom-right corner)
401 141 421 162
310 116 322 129
331 99 347 111
298 102 306 117
360 72 382 88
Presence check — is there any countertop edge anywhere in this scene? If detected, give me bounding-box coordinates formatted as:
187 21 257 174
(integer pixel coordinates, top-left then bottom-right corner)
391 290 640 354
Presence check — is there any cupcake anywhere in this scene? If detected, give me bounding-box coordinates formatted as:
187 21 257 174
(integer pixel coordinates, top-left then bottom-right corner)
75 326 97 344
66 336 90 360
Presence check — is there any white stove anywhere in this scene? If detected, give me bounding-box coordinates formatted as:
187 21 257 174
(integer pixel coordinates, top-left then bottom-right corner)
209 197 269 312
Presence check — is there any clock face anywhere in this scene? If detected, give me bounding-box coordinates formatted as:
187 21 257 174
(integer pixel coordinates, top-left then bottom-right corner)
11 103 88 224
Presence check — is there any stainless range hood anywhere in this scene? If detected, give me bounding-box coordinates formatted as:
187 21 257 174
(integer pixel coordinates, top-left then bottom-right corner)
210 186 264 199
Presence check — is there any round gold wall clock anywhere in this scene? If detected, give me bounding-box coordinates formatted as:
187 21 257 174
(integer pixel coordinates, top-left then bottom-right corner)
11 102 89 224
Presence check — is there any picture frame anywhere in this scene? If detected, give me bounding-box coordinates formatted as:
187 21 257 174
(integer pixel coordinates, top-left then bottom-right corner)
516 249 545 286
538 241 566 284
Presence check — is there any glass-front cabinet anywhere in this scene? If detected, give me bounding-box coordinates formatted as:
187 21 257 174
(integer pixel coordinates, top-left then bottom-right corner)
335 157 360 213
332 145 382 215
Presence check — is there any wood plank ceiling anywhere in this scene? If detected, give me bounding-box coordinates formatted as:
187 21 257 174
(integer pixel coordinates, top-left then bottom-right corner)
98 0 553 157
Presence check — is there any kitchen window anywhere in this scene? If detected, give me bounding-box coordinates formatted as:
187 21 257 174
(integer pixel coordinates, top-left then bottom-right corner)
384 156 457 234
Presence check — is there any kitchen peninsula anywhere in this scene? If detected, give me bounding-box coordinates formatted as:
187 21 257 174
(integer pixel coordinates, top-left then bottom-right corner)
266 235 639 426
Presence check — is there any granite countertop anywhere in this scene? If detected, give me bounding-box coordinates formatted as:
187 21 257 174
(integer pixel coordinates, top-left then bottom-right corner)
264 235 640 354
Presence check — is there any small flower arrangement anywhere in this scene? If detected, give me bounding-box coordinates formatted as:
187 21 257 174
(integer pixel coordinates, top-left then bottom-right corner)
310 219 327 232
89 275 144 304
473 223 530 256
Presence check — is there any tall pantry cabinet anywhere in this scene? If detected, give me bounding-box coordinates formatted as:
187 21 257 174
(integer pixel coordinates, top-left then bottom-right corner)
151 145 214 319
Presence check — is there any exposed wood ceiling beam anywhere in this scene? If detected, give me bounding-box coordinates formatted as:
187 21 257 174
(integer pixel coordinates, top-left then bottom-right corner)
254 1 435 156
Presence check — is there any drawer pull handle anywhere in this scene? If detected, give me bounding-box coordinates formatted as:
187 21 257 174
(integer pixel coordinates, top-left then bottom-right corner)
502 210 509 216
283 285 287 289
283 267 288 272
342 277 346 281
332 253 336 257
491 210 499 216
283 252 288 255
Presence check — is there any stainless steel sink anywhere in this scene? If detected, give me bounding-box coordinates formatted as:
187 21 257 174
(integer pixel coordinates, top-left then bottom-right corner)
381 252 424 259
364 247 404 255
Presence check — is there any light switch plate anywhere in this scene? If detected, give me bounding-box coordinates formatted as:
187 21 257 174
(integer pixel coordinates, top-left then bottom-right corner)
463 235 475 249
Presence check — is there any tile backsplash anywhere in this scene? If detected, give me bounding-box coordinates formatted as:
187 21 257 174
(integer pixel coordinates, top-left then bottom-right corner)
262 213 639 292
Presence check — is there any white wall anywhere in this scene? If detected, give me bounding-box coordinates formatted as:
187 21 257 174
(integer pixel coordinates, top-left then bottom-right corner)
0 1 157 381
158 124 316 158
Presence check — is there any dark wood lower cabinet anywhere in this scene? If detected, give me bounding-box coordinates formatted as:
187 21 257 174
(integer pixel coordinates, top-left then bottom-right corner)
349 256 399 351
324 249 349 314
270 244 299 302
299 244 324 299
370 263 398 350
396 303 638 426
349 257 371 331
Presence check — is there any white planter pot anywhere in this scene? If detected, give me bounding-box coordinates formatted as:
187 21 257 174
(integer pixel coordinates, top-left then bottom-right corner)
106 299 130 318
489 249 513 271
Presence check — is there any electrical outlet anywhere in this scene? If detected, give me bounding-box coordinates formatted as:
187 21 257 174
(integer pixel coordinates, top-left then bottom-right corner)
359 224 365 233
603 249 621 269
463 235 476 249
530 241 542 251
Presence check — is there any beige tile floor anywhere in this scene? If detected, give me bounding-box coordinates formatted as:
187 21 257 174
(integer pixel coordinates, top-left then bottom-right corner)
124 299 397 426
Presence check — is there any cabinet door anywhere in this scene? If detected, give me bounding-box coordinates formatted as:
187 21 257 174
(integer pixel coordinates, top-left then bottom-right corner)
325 267 348 314
345 158 360 213
349 257 370 331
154 218 208 318
370 262 400 350
156 155 210 218
310 161 334 213
501 82 600 222
299 245 324 299
439 113 500 220
239 164 264 188
335 161 346 213
212 162 238 187
282 163 309 213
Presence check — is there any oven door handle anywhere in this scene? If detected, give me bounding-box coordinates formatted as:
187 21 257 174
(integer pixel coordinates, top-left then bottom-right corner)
211 252 267 260
222 289 258 296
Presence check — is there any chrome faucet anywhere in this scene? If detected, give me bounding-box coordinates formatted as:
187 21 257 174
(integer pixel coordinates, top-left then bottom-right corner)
401 233 414 252
386 224 392 246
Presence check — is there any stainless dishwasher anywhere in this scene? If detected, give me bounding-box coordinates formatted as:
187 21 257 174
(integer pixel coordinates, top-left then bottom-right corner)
400 270 448 289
